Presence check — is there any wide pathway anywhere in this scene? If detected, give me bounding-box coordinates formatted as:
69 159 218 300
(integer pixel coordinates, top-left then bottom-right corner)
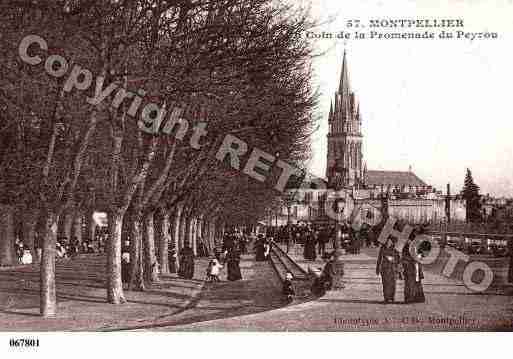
0 253 286 331
170 245 513 331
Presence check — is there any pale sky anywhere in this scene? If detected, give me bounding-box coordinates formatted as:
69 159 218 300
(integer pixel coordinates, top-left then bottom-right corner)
304 0 513 197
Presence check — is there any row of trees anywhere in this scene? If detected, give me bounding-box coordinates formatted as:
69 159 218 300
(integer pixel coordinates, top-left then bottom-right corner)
0 0 318 316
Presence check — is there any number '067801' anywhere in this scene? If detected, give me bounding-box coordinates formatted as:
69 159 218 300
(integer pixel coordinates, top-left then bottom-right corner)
9 338 40 348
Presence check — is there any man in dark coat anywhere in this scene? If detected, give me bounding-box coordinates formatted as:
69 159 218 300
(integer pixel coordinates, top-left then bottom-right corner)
317 228 327 258
376 239 400 303
360 223 371 247
352 231 363 255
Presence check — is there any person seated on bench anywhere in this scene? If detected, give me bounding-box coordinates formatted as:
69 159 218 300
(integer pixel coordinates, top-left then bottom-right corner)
311 252 338 296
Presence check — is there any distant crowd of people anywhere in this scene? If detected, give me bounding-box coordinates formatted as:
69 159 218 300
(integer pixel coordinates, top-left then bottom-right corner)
12 227 109 265
264 221 381 261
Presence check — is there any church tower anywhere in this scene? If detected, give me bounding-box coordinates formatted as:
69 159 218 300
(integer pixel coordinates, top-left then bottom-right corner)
326 50 364 188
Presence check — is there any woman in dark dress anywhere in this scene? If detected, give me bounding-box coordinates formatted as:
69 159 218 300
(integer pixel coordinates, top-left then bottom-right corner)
168 248 177 273
376 239 400 303
226 248 242 281
303 232 317 261
178 245 195 279
255 236 266 261
402 240 425 303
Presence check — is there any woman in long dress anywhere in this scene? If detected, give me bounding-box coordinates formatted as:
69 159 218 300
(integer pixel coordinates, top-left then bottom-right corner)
178 245 195 279
376 239 400 303
402 241 425 303
168 248 177 273
255 236 266 261
303 232 316 261
226 249 242 281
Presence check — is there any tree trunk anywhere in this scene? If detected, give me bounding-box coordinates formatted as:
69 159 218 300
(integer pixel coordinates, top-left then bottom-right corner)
85 209 96 243
22 209 39 262
207 219 214 253
40 211 59 317
190 217 197 256
62 208 74 242
159 210 170 275
129 211 145 291
172 204 183 272
0 205 16 266
106 209 126 304
180 212 187 249
185 215 192 249
205 219 212 254
196 218 201 253
143 211 159 283
73 209 83 245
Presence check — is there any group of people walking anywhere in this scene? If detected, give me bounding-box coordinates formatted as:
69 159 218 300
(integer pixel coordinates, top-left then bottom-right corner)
206 232 245 282
120 229 250 287
376 228 426 304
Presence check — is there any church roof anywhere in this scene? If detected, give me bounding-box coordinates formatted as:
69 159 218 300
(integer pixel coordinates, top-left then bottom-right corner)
366 170 427 187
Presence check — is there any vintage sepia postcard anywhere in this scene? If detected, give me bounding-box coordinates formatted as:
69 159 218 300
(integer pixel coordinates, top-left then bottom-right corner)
0 0 511 357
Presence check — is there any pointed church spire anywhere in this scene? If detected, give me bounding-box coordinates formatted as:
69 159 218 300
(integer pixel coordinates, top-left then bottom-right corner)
338 49 351 96
329 101 333 118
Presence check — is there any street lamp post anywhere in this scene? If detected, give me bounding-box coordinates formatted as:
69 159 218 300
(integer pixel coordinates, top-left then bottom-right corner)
330 163 346 289
332 199 344 260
